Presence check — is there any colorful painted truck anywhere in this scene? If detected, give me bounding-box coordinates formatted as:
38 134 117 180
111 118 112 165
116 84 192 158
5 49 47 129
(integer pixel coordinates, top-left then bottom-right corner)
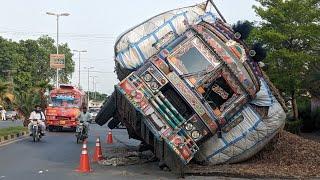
96 1 286 173
45 85 87 131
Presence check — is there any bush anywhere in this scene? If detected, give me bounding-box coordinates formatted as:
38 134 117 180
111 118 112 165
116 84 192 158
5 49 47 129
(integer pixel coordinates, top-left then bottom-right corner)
0 126 28 137
285 119 303 134
297 97 314 132
312 108 320 130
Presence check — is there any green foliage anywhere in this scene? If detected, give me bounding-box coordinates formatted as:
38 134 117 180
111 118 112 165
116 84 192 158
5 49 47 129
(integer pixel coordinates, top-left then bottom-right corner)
0 126 28 137
306 63 320 97
0 80 14 108
0 35 74 91
87 91 108 102
13 90 41 120
250 0 320 120
285 119 303 134
313 108 320 129
252 0 320 95
297 97 320 132
0 35 75 115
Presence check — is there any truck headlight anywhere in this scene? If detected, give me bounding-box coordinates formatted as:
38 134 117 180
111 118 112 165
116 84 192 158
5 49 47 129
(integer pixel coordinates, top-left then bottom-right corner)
150 81 159 90
191 130 201 139
144 73 152 82
185 123 193 131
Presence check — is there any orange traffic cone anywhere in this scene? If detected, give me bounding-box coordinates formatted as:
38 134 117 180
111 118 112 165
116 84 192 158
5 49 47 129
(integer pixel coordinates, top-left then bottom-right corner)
106 131 113 144
75 141 92 173
92 137 104 162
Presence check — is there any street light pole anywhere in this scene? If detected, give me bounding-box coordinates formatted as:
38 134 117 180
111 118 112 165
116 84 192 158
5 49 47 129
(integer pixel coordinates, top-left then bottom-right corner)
94 82 98 99
46 12 70 88
73 50 87 88
84 67 94 107
90 76 97 99
56 15 59 88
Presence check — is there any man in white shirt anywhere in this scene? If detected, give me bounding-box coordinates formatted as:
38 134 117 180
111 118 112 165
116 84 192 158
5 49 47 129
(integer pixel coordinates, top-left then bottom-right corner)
28 105 46 135
76 106 91 134
0 108 6 121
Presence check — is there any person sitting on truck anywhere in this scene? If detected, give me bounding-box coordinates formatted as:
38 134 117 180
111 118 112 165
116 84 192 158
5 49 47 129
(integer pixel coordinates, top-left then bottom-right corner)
76 106 91 135
28 105 46 136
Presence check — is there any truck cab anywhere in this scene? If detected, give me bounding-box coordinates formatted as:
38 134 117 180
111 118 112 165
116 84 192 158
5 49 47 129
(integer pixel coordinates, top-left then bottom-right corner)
45 85 86 131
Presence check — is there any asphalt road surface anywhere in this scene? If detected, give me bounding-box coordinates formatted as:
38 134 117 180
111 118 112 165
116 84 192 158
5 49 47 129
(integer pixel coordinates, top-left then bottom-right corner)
0 124 237 180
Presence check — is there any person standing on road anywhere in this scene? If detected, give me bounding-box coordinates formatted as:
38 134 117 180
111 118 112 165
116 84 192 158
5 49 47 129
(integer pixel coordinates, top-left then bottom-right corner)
28 105 46 135
0 107 6 121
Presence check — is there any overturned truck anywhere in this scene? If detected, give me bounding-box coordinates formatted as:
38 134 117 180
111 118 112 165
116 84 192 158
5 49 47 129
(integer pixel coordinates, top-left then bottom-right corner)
96 1 286 173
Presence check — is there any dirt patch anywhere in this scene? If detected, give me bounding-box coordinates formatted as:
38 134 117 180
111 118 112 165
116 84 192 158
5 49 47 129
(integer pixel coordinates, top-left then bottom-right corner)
100 146 155 166
100 131 320 178
187 130 320 178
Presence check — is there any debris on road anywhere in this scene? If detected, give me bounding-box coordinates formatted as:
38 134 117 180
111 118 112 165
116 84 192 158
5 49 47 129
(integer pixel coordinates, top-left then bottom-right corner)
99 147 154 166
99 130 320 178
186 131 320 178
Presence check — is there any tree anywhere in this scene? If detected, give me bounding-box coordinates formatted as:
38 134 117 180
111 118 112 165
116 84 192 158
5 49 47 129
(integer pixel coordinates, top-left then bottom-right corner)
307 63 320 112
13 90 40 121
252 0 320 120
87 91 108 102
0 35 75 114
0 80 14 107
34 80 53 109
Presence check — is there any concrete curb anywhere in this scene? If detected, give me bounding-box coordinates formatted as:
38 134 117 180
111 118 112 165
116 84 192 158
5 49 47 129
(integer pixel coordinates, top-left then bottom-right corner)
0 131 28 145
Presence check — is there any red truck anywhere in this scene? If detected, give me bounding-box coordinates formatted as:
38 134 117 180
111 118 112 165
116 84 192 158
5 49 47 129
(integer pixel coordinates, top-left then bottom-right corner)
45 84 87 131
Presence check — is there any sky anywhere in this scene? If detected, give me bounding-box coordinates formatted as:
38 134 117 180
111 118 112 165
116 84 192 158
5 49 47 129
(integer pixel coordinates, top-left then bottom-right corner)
0 0 260 94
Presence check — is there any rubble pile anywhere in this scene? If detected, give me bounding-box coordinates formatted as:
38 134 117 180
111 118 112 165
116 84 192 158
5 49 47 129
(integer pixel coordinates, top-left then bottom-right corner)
187 131 320 178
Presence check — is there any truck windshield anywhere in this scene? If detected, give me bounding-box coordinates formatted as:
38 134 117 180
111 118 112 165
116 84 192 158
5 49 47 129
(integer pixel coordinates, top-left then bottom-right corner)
168 37 220 85
50 96 80 108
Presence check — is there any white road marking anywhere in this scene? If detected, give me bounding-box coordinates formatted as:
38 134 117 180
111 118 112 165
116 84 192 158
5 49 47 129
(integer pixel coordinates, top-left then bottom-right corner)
0 136 28 147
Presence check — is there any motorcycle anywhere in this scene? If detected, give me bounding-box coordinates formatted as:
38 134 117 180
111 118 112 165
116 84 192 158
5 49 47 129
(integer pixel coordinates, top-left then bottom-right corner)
75 121 88 144
31 119 42 142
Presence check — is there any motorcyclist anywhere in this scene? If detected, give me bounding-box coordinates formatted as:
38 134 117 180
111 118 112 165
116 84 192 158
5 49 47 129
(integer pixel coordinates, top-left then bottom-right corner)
76 106 91 135
28 105 46 136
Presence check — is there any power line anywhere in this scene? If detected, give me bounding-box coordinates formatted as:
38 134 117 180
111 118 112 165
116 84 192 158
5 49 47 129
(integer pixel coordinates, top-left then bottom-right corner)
0 28 117 38
74 70 115 74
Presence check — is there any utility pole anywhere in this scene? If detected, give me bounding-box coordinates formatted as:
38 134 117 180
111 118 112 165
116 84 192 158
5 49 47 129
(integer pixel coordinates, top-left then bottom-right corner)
94 82 97 99
84 67 94 107
46 12 70 88
73 50 87 89
90 76 97 100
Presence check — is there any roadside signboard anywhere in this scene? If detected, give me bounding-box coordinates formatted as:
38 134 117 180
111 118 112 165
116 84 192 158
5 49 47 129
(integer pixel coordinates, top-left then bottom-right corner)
50 54 65 69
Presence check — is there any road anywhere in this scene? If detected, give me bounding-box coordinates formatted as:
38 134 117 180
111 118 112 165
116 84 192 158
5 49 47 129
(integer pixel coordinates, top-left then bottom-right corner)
0 124 232 180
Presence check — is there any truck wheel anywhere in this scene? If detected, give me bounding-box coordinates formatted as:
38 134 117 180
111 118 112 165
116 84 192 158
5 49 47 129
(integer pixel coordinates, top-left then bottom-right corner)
32 129 36 142
48 126 54 132
95 91 116 126
108 118 121 129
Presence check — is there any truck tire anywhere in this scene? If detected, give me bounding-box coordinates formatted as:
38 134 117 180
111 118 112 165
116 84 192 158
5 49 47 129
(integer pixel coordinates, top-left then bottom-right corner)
115 61 133 81
107 118 121 129
95 91 116 126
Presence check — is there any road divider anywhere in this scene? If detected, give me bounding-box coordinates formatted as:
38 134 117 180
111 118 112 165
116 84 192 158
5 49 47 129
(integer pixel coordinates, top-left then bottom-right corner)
0 127 28 145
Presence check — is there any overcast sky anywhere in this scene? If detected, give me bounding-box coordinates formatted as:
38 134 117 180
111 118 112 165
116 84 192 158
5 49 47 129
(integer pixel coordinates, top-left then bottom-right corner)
0 0 260 94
